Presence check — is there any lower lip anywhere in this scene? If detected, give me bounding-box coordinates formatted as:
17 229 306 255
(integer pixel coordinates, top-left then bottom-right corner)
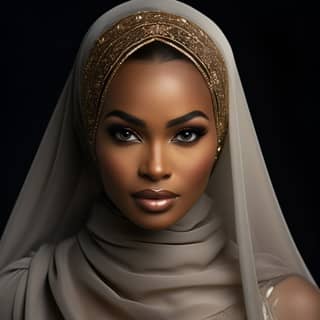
132 197 178 213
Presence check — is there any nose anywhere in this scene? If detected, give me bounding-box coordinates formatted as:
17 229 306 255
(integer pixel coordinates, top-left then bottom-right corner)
138 142 171 182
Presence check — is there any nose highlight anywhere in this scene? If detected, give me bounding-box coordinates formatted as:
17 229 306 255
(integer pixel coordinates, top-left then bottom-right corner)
138 144 171 181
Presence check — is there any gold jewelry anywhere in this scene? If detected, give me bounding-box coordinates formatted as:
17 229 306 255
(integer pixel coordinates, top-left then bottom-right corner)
81 11 228 159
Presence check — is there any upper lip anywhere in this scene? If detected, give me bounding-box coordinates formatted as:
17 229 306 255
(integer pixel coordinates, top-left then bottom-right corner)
132 189 179 199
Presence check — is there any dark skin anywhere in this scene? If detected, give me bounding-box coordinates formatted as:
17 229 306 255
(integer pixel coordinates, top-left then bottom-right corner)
95 59 320 318
96 59 217 231
268 275 320 319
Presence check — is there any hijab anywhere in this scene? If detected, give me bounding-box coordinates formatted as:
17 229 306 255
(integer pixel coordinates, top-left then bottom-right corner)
0 1 315 319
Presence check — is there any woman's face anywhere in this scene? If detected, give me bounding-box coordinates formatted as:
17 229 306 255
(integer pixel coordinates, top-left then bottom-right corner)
96 58 217 230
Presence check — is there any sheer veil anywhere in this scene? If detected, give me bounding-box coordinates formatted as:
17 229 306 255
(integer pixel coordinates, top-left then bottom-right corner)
0 1 315 319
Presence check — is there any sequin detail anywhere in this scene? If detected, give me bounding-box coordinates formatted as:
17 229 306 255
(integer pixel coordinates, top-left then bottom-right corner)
81 11 228 158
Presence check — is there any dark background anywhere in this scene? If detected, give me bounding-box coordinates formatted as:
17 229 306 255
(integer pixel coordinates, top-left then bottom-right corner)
4 1 319 285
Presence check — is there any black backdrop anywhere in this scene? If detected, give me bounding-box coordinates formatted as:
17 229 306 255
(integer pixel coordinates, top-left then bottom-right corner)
4 1 319 285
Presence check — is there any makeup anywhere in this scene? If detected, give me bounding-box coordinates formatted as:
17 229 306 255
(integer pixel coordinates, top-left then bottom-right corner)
132 197 178 213
132 189 179 213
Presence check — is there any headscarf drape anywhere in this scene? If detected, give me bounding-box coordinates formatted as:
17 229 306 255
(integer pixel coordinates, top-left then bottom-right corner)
0 1 315 319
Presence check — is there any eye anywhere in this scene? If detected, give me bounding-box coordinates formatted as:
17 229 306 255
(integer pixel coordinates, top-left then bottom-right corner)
172 127 207 144
106 124 141 143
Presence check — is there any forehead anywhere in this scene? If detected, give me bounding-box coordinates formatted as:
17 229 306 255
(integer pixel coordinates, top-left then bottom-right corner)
102 59 214 120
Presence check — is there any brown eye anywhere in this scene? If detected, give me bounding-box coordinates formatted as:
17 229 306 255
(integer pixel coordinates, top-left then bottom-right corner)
106 124 141 143
172 127 207 144
115 129 137 141
176 130 197 142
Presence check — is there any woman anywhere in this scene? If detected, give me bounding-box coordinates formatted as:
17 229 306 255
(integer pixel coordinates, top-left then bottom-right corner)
1 0 319 319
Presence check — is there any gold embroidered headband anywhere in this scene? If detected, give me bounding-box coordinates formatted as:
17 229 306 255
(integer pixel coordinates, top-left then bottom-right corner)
81 11 228 159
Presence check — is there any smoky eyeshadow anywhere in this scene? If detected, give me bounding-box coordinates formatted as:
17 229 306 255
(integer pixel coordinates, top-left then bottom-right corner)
104 122 209 144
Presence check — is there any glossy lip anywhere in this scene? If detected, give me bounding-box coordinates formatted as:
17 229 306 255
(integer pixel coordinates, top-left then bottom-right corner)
131 189 179 199
131 189 180 213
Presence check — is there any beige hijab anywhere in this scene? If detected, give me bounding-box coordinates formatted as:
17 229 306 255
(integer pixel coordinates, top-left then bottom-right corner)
0 1 315 319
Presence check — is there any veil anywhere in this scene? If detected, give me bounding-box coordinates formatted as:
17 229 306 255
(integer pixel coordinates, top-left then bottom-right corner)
0 1 315 319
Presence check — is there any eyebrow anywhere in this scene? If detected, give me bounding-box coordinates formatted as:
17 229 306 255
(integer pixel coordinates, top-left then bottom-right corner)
104 110 209 128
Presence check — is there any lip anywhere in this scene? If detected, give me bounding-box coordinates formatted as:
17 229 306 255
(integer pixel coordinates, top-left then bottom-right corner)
132 189 179 199
131 189 180 213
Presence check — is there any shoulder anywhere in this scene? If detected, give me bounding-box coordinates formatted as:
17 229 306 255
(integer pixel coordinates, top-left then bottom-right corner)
0 254 32 287
270 275 320 320
0 244 56 318
0 256 32 319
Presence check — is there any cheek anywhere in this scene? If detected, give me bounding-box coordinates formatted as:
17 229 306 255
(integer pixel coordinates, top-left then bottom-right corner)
187 152 215 185
96 146 133 189
179 141 216 188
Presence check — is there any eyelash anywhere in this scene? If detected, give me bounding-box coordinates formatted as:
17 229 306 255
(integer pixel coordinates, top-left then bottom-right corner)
105 124 207 145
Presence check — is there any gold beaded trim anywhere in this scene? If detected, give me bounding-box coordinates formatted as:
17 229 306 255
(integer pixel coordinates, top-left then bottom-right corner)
81 11 228 157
